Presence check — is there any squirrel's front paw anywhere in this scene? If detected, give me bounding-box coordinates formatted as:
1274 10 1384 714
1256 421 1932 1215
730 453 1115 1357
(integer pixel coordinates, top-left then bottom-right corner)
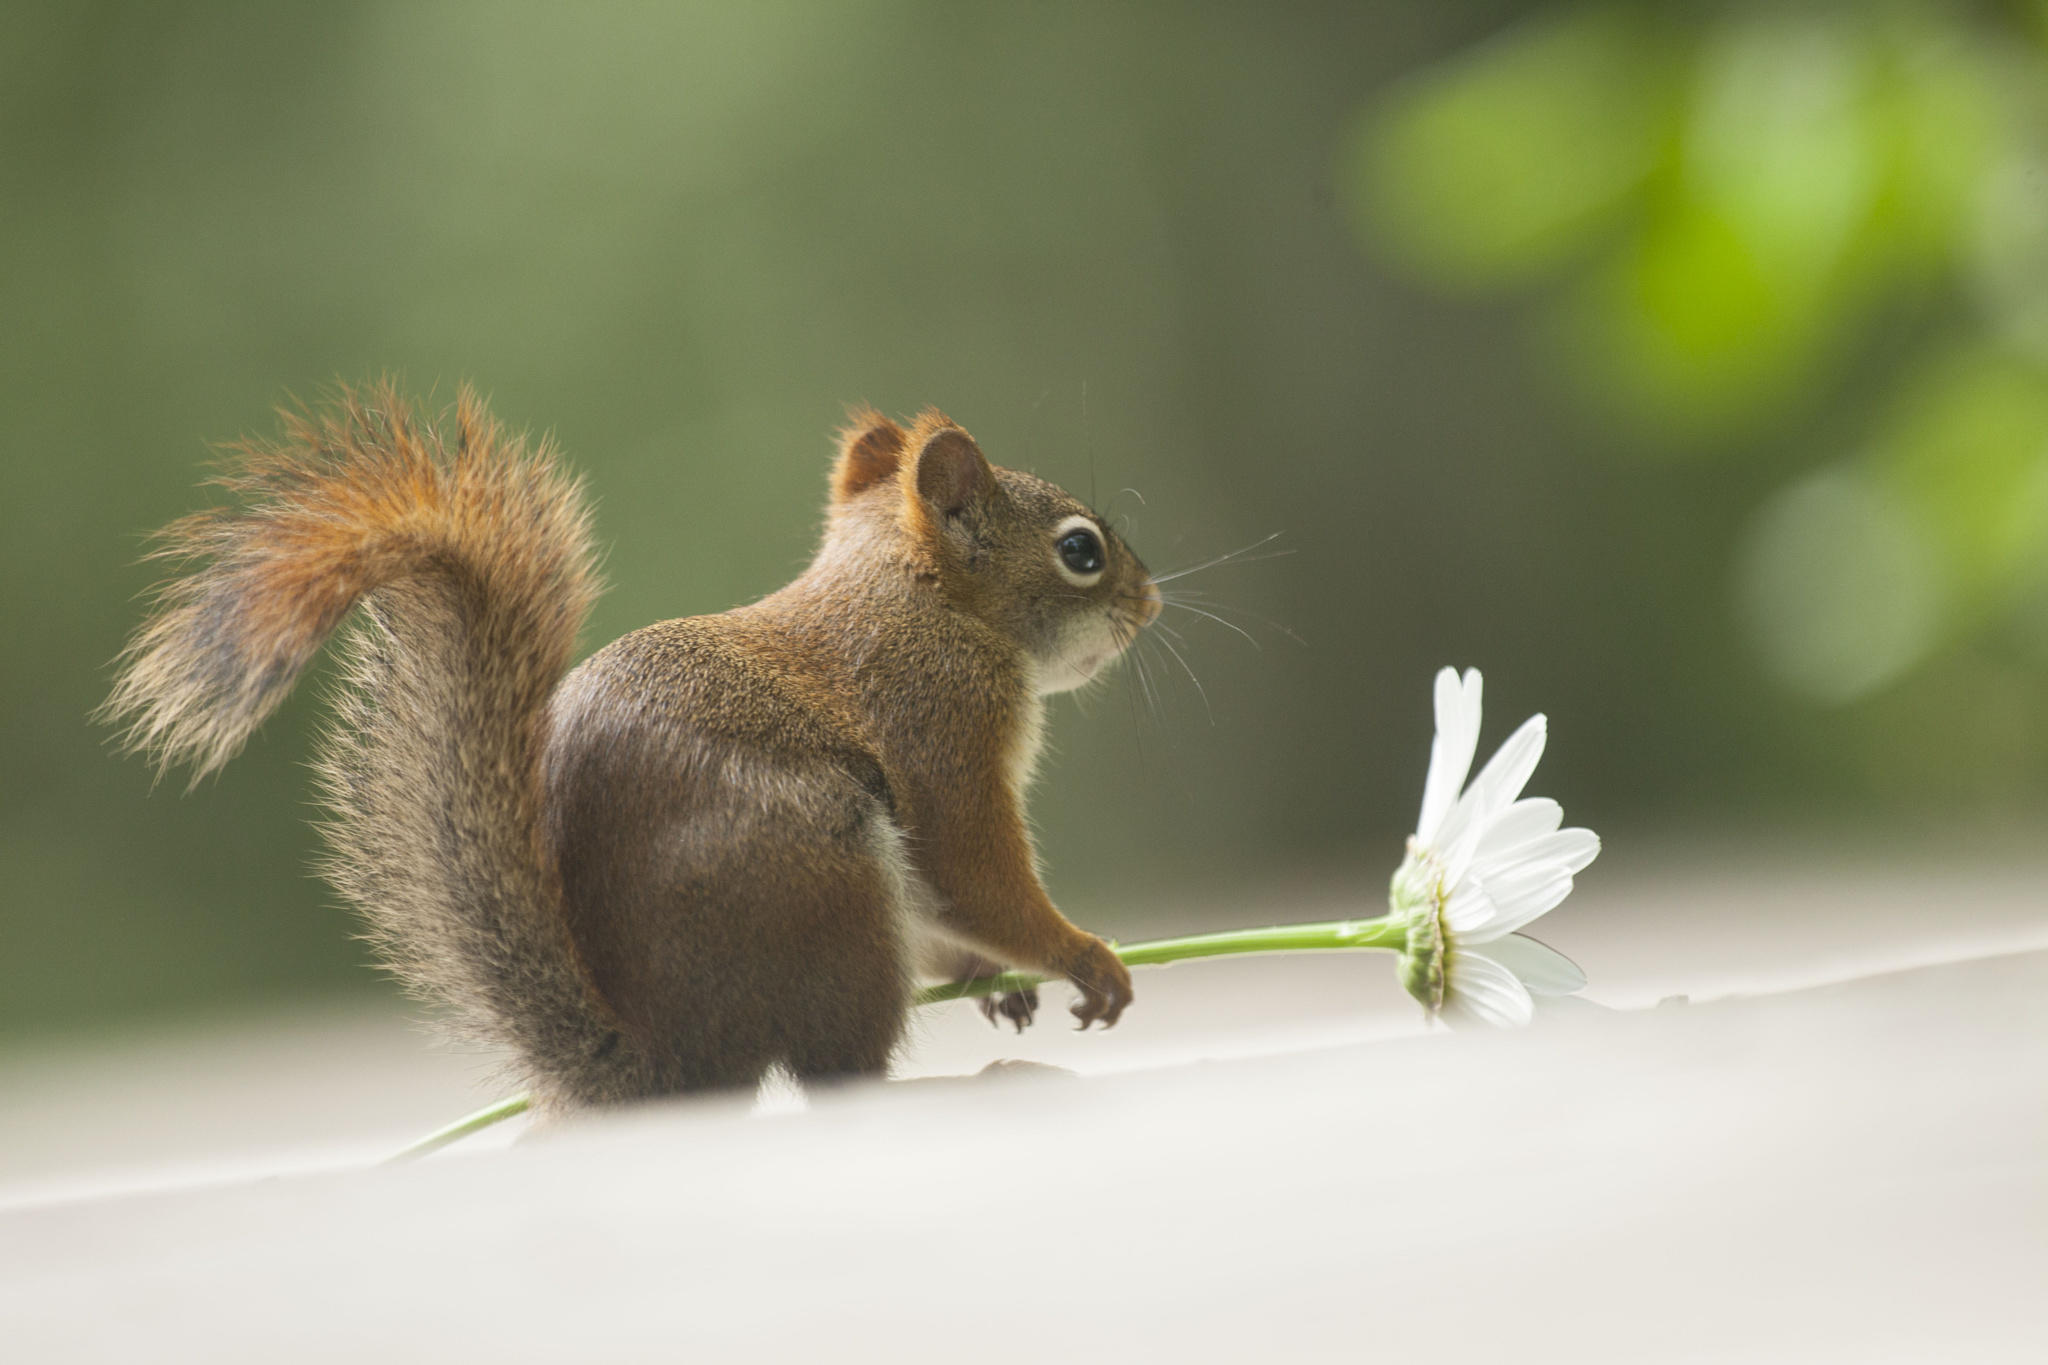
978 986 1041 1033
1064 938 1133 1030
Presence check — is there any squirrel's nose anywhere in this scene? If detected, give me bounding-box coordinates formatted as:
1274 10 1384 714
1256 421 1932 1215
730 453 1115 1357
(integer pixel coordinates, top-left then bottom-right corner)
1134 580 1164 628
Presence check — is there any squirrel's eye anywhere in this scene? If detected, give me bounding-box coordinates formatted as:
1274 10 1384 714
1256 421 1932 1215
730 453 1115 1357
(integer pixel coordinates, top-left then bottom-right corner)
1057 528 1105 576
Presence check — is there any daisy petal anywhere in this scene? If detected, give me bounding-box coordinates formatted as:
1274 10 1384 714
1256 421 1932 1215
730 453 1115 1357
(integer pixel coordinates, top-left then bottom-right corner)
1472 826 1601 885
1430 790 1483 880
1440 948 1535 1027
1460 870 1574 942
1441 881 1499 936
1416 667 1482 845
1481 933 1587 996
1473 797 1562 859
1464 713 1547 827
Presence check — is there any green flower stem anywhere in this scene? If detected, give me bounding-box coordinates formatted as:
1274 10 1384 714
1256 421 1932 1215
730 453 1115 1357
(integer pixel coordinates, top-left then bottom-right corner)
385 1091 537 1163
389 914 1408 1161
916 915 1409 1004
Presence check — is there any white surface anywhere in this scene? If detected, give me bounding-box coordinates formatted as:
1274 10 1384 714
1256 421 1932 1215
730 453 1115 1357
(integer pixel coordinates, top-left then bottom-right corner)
3 852 2046 1361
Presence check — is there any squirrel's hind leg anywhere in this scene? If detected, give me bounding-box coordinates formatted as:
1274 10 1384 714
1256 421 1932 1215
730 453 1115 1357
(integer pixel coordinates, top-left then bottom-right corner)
771 813 917 1090
566 771 914 1097
546 667 914 1096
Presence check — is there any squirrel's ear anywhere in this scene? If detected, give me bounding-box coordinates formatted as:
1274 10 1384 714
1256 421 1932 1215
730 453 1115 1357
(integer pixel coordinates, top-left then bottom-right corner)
905 414 994 521
831 406 908 503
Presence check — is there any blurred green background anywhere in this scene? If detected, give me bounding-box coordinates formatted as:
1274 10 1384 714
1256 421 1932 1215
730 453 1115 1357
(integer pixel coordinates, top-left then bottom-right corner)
6 0 2046 1043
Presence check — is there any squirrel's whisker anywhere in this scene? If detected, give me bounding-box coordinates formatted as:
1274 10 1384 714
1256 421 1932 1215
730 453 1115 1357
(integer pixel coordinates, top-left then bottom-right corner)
1147 531 1287 586
1119 619 1148 766
1130 633 1164 726
1150 630 1213 726
1160 591 1305 647
1158 598 1262 651
1159 548 1298 580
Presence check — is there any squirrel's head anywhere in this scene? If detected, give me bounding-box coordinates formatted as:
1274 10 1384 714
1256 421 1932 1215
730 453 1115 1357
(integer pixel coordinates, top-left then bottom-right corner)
829 406 1161 694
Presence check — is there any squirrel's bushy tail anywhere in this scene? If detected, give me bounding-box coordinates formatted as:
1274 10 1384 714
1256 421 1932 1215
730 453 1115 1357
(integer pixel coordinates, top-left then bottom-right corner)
103 383 651 1107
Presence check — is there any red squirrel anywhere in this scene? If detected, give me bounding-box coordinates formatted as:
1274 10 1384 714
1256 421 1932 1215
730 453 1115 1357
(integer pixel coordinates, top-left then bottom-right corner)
105 384 1160 1111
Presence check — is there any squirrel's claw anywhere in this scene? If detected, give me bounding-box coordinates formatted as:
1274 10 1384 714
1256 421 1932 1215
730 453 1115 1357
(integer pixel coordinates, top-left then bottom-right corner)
978 987 1039 1033
1069 986 1130 1031
1064 939 1133 1031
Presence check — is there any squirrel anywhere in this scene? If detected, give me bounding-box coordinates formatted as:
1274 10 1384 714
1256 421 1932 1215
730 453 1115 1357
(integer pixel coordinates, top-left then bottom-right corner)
103 383 1160 1113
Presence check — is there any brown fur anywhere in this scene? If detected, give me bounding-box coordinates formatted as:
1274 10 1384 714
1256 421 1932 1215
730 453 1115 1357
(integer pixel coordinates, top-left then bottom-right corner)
104 385 1157 1110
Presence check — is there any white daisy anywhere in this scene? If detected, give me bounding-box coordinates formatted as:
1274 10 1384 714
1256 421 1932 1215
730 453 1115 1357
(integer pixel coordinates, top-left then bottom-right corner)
1390 667 1599 1027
